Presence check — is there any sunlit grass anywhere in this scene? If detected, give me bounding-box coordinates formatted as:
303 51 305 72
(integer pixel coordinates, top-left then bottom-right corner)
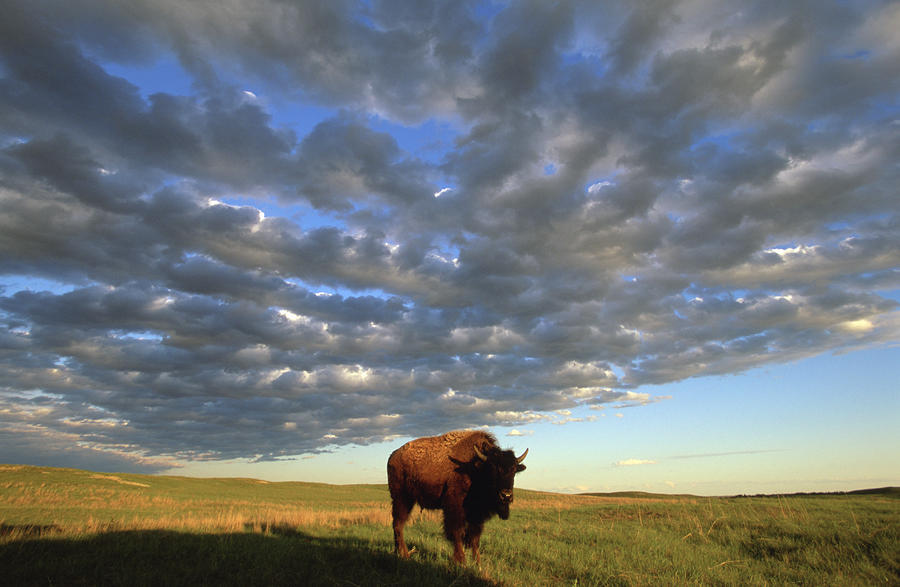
1 465 897 585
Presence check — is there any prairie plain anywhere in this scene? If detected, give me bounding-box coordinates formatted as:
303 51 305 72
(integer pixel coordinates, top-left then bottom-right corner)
1 465 897 585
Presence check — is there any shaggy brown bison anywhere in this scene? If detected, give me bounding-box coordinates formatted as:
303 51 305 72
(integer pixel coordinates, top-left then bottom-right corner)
387 430 528 564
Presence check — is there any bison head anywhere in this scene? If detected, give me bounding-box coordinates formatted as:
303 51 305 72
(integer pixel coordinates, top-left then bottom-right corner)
473 443 528 520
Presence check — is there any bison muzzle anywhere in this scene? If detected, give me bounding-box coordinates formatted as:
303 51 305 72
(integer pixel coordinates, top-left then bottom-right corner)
387 430 527 564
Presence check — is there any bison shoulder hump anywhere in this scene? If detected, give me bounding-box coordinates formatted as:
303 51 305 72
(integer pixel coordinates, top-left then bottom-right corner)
394 430 496 464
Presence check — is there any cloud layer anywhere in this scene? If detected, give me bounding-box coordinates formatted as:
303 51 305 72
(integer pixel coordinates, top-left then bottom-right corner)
1 0 898 471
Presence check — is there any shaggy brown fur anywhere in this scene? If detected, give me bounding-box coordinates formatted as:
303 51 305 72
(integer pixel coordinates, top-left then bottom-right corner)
387 430 527 564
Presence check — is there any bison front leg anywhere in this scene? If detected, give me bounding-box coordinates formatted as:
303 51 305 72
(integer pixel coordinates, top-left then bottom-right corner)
465 521 484 564
443 504 467 564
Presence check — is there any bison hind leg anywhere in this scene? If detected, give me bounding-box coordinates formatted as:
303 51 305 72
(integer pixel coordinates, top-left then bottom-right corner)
391 493 414 558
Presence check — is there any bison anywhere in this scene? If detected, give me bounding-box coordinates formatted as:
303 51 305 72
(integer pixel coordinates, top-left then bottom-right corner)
387 430 528 564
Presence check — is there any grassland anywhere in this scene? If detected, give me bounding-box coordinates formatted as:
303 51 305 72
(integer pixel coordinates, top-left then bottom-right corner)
1 465 897 585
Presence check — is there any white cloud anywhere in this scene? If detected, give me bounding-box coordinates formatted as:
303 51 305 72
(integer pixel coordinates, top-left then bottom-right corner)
615 459 656 467
588 180 612 193
838 319 874 333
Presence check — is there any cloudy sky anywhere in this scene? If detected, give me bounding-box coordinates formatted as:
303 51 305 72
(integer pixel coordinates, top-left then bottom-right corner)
1 0 898 494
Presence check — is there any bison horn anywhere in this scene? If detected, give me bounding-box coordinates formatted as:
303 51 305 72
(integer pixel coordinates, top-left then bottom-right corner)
516 448 528 463
474 444 488 461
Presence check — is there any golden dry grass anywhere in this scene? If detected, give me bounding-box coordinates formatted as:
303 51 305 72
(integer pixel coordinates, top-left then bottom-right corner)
0 469 450 544
0 504 446 544
2 466 897 586
0 469 682 542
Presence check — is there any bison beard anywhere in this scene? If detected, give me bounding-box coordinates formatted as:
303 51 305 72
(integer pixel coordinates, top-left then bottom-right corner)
387 430 528 564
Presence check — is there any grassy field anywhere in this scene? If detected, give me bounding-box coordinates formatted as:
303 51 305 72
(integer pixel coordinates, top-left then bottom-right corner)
1 465 897 585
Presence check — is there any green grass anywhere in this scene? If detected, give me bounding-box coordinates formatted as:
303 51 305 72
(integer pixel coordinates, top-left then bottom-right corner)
2 465 897 585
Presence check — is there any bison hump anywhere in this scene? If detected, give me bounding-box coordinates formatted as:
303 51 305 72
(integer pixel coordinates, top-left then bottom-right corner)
394 430 497 466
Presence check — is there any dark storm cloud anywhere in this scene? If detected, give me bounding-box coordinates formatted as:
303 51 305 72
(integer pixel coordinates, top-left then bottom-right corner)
475 0 575 107
607 0 679 75
1 0 897 472
291 113 434 210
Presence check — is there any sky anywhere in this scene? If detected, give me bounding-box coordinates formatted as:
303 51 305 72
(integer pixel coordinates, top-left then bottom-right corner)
0 0 898 496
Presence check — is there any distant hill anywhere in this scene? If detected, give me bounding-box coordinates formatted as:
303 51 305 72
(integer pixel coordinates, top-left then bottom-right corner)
578 490 698 499
4 464 895 501
846 487 900 497
729 487 900 498
580 487 900 499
